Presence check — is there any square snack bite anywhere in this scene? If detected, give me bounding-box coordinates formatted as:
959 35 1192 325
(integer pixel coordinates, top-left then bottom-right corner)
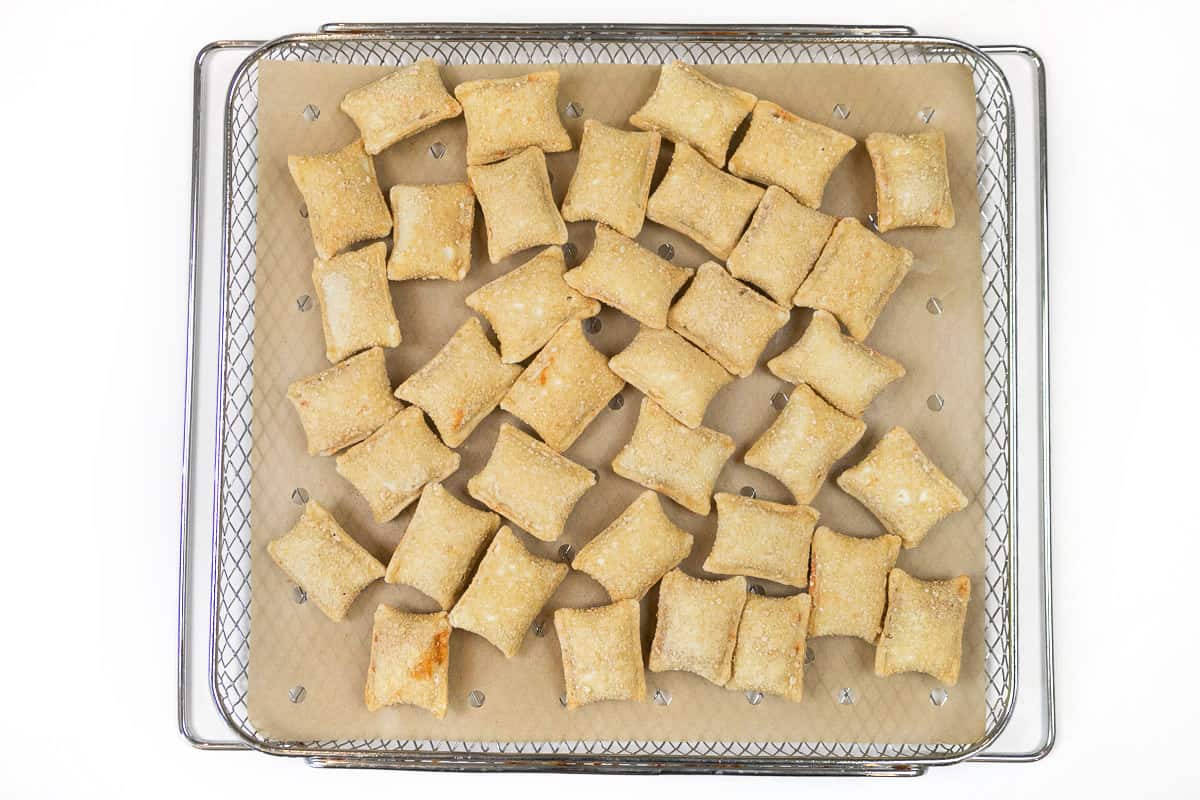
335 406 461 523
875 568 971 685
612 398 734 516
385 483 501 610
563 224 691 329
554 600 647 709
312 242 402 363
561 121 661 238
807 526 901 642
465 245 599 363
364 606 451 717
287 347 402 456
649 569 747 686
727 593 812 703
767 309 905 418
866 129 956 232
448 526 569 657
501 322 625 452
387 183 476 281
793 217 913 341
340 59 462 156
629 61 756 168
571 490 693 601
728 100 857 209
288 138 392 260
394 317 521 447
703 492 819 589
454 70 572 166
744 383 865 504
837 426 969 549
467 423 596 541
468 147 569 264
267 500 385 622
608 326 732 429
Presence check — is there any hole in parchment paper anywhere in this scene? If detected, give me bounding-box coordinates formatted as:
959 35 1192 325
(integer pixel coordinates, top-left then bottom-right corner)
609 394 625 411
291 487 309 504
558 543 575 563
531 618 547 637
805 646 815 665
565 101 584 118
930 687 950 707
740 486 757 499
832 103 850 120
584 316 602 335
559 693 568 707
292 586 307 605
927 393 945 412
838 687 856 706
562 242 577 263
296 295 313 313
926 297 944 316
429 141 447 159
301 104 320 122
288 685 306 703
653 688 672 706
467 690 485 708
770 391 789 411
745 691 764 705
865 212 879 231
748 583 765 596
657 242 675 261
918 106 936 124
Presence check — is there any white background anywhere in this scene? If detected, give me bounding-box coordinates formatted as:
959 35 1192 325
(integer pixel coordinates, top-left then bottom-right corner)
2 1 1196 797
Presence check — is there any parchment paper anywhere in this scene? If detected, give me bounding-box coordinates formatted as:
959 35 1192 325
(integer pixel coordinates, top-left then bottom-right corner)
246 58 987 748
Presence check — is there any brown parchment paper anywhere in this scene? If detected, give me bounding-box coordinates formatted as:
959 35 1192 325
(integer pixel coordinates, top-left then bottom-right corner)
246 58 988 748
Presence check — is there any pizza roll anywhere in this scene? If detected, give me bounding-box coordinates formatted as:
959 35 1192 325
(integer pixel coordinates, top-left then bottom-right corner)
744 383 865 504
629 61 756 167
465 246 599 363
646 143 764 260
728 100 857 208
561 121 661 238
340 59 462 156
287 347 401 456
312 242 402 363
468 147 569 263
385 483 501 609
554 600 647 709
866 129 955 232
287 138 392 260
335 406 461 523
726 185 837 306
667 262 790 378
727 593 812 703
836 426 969 549
387 183 476 282
767 310 905 417
649 569 746 686
608 326 732 429
563 224 691 329
467 423 596 541
875 568 971 685
448 526 568 657
807 526 901 642
454 70 572 166
702 492 819 589
267 500 385 622
364 606 451 717
792 217 913 341
571 490 693 601
394 317 521 447
500 322 625 452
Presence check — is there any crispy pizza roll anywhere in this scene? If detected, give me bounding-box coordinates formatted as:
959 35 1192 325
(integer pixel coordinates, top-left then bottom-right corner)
629 61 756 167
807 526 901 642
792 217 913 341
649 569 747 686
875 568 971 685
340 59 462 156
465 245 599 363
728 100 857 209
561 121 661 238
394 317 521 447
468 147 569 263
726 185 837 306
866 129 955 232
646 143 764 260
364 606 451 717
767 309 905 417
385 483 501 610
837 426 969 549
667 262 790 378
387 183 476 281
454 70 572 166
571 490 693 601
563 224 692 329
287 138 392 260
727 593 812 703
554 600 647 709
608 326 733 429
267 500 385 622
448 526 568 657
335 406 461 523
312 242 402 363
501 322 625 452
286 347 401 456
611 397 733 515
467 423 596 541
702 492 819 589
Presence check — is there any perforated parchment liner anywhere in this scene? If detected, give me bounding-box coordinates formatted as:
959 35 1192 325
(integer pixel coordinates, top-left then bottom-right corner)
247 59 986 747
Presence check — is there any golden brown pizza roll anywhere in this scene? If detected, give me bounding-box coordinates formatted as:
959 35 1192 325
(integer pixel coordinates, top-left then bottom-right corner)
703 492 819 589
866 129 955 232
340 59 462 155
561 121 661 238
649 569 747 686
287 138 392 259
608 326 733 429
727 593 812 703
387 182 476 281
286 347 401 456
875 568 970 685
807 526 901 643
311 242 401 363
455 70 572 165
554 599 647 709
364 605 451 717
468 147 569 263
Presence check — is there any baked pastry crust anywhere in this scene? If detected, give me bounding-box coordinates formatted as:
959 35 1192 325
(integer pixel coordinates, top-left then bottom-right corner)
554 600 647 709
608 326 732 429
468 147 569 264
648 569 747 686
875 568 970 685
340 59 462 156
288 138 392 260
866 129 955 232
561 121 661 238
807 526 901 643
703 492 819 589
387 183 476 281
455 70 572 166
287 347 402 456
312 242 402 364
364 606 452 717
727 593 812 703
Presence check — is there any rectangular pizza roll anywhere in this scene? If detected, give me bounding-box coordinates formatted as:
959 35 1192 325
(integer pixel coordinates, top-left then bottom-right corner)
649 569 747 686
875 568 971 685
702 492 819 589
312 241 401 363
866 129 955 232
727 593 812 703
807 526 901 643
340 59 462 155
387 182 476 282
554 600 647 709
608 326 733 429
468 147 569 264
287 138 392 260
364 606 451 717
286 347 402 456
455 70 572 165
561 121 661 238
